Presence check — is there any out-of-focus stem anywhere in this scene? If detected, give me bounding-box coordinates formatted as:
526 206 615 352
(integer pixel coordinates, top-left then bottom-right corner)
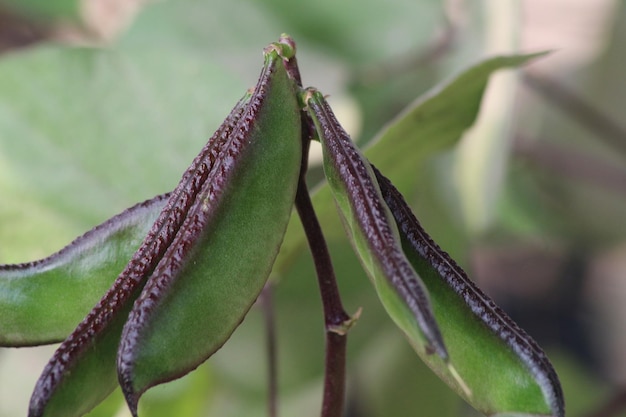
260 284 278 417
583 389 626 417
523 73 626 160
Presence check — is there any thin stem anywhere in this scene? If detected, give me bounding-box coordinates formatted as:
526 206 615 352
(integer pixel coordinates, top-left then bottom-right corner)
281 36 352 415
296 113 351 417
260 283 278 417
514 134 626 194
355 11 456 84
583 389 626 417
295 178 351 417
523 72 626 160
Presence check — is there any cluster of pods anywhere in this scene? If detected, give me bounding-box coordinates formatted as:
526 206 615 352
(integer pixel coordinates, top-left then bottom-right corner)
0 35 564 417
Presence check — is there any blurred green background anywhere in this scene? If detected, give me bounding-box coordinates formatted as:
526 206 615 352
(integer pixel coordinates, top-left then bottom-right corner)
1 0 625 416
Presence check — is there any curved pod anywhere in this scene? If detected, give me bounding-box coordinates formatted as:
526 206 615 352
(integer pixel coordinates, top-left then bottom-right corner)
27 92 253 417
27 42 301 417
0 194 168 346
116 45 302 414
304 89 448 362
374 167 564 417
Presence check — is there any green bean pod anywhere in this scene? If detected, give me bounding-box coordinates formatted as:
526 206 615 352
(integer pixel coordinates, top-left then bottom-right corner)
27 39 301 417
26 89 252 417
0 193 168 346
305 86 563 416
116 43 302 415
304 88 448 361
1 90 257 349
373 166 564 417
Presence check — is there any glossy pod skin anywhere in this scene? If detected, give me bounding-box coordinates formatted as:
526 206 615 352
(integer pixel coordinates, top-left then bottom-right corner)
0 93 255 348
26 91 253 417
26 41 301 417
117 44 302 415
303 88 448 361
373 166 564 417
304 88 564 417
0 194 168 346
1 35 565 417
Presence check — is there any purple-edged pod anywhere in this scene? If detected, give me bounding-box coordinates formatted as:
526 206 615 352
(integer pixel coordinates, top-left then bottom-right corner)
116 43 302 416
27 88 255 416
304 89 448 362
373 166 564 417
0 193 168 346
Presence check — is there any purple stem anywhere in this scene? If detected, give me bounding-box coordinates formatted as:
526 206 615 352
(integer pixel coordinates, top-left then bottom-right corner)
295 114 350 417
260 284 278 417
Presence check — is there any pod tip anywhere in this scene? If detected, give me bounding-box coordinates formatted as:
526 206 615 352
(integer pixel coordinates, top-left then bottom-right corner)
264 36 296 61
278 33 297 55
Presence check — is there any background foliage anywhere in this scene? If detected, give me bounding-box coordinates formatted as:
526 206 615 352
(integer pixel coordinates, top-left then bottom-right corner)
1 0 626 416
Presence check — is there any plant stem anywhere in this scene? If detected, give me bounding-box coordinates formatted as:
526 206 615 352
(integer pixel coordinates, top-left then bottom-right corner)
523 72 626 160
514 134 626 195
583 389 626 417
295 114 351 417
295 178 351 417
260 283 278 417
281 35 352 416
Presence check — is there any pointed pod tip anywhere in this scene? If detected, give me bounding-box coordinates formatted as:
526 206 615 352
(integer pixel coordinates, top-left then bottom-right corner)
121 384 140 417
278 34 296 55
27 361 57 417
118 359 141 417
423 330 449 363
302 87 319 103
264 38 295 61
27 399 43 417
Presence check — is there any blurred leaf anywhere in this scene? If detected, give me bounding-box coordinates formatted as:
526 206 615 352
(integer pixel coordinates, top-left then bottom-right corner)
0 0 579 415
367 53 546 185
136 362 213 417
0 40 245 264
85 389 126 417
354 328 459 417
0 0 79 20
257 0 444 65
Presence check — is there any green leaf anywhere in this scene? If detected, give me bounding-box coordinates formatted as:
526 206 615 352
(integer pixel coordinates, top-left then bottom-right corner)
0 0 80 20
367 53 547 191
0 44 246 264
256 0 443 65
0 194 166 346
374 167 564 417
